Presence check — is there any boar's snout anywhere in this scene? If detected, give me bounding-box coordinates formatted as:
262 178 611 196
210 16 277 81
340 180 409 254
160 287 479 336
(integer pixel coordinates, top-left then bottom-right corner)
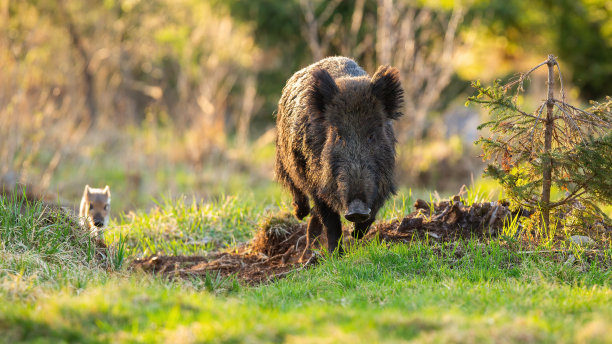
93 215 105 228
344 199 371 223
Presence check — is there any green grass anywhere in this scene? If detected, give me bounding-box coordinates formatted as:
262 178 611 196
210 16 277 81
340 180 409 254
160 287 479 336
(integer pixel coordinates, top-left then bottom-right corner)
109 188 426 257
0 192 117 301
109 192 293 257
1 188 611 343
1 241 611 343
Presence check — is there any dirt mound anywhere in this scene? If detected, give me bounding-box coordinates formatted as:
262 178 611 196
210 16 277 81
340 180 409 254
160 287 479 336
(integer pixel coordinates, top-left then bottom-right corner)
132 198 521 284
132 213 315 284
368 196 517 242
250 213 308 258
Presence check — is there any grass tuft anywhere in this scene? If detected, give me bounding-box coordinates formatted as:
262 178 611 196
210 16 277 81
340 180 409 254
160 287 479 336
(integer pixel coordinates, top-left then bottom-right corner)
0 192 115 299
109 193 282 257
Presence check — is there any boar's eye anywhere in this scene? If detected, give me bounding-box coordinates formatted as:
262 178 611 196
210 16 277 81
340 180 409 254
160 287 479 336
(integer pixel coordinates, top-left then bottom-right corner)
104 204 109 211
89 203 93 211
368 133 376 143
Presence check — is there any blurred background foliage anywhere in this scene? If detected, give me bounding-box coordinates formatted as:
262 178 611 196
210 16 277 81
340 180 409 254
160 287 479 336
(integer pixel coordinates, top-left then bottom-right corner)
1 0 611 212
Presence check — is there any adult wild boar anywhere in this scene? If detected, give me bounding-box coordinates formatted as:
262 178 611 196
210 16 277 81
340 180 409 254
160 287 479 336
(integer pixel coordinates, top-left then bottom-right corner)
275 56 404 258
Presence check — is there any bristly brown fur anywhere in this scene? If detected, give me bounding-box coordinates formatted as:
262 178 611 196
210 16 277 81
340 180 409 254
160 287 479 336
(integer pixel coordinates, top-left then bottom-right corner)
308 68 340 118
371 65 404 119
274 56 404 258
79 185 111 239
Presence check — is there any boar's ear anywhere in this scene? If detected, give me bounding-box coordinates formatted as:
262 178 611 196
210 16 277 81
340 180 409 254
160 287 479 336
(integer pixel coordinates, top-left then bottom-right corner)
371 65 404 120
83 185 90 197
103 185 111 197
308 68 339 117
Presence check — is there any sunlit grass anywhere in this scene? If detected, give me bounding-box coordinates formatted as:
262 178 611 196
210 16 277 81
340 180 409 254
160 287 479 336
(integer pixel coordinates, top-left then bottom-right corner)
107 192 292 257
0 192 113 301
105 180 608 259
378 189 414 220
1 186 611 342
1 241 610 343
108 188 440 257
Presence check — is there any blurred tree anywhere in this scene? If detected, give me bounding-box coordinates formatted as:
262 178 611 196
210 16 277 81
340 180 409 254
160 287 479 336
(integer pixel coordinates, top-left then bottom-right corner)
555 0 612 100
211 0 309 128
1 0 92 188
1 0 263 188
299 0 470 141
3 0 261 130
474 0 612 100
219 0 472 142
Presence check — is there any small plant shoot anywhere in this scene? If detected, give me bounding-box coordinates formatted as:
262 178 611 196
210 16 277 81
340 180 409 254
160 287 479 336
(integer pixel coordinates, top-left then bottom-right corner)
469 55 612 231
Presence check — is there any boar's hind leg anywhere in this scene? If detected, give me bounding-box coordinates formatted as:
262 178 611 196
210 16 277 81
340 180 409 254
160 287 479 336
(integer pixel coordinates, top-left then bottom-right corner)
300 210 323 262
306 207 323 241
276 160 310 220
315 200 344 256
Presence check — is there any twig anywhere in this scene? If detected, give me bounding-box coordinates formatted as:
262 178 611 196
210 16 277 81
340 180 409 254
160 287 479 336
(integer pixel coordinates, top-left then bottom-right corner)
553 103 586 143
266 252 318 282
295 234 306 251
529 103 546 153
518 249 604 254
555 100 612 127
521 60 549 79
517 108 547 121
552 58 566 104
279 228 304 246
549 189 589 208
507 59 548 93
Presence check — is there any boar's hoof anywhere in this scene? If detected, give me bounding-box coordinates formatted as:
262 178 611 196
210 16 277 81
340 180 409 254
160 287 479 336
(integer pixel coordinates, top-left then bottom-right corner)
345 199 371 223
293 204 310 220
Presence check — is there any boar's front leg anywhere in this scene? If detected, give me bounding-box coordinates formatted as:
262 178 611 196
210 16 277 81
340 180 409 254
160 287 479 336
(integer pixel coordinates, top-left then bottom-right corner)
352 219 374 240
352 208 378 240
315 199 344 256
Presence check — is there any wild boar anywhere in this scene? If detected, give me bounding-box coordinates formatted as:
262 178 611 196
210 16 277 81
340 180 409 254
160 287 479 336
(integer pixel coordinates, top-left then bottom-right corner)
275 56 404 258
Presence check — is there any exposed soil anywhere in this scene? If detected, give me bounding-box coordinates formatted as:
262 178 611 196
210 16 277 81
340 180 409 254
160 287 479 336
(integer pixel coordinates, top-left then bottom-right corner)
132 196 521 284
366 196 519 243
132 221 312 284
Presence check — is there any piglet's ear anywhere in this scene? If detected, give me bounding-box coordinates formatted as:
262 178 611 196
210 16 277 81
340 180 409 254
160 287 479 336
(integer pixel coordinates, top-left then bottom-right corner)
83 185 90 196
371 65 404 120
103 185 111 197
308 68 339 116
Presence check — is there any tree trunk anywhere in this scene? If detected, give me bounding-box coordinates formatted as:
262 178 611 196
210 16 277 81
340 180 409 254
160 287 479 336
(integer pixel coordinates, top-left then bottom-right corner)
376 0 393 65
541 54 556 232
61 4 97 127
